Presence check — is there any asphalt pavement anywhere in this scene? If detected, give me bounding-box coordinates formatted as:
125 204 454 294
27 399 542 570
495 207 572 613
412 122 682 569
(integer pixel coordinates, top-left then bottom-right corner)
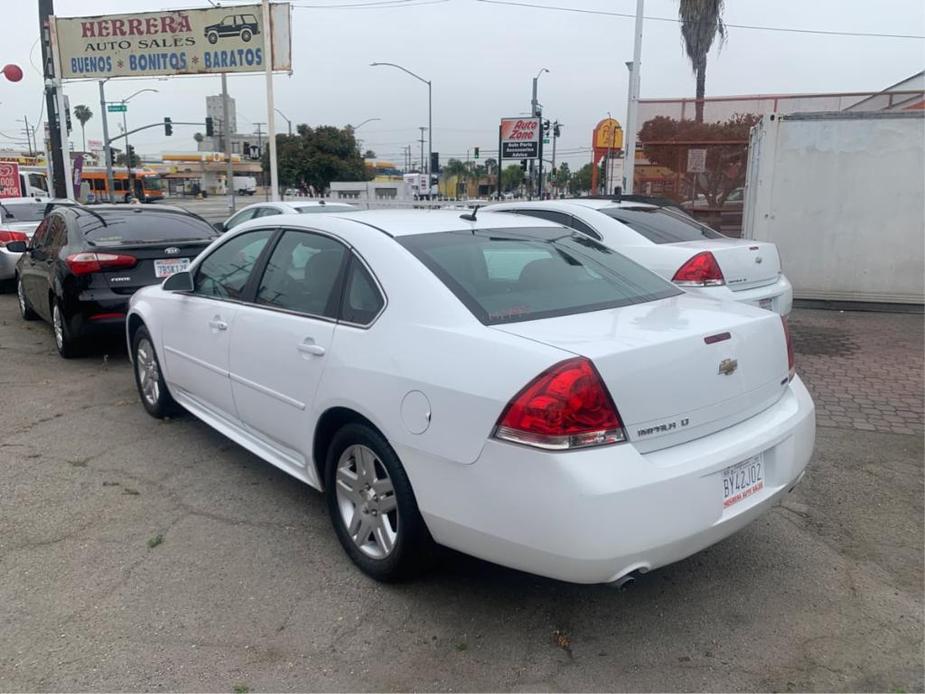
0 294 922 692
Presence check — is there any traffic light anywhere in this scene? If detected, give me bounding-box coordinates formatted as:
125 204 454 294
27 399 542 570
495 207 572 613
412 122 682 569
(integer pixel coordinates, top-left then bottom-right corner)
553 123 561 138
126 144 136 165
164 117 173 136
64 98 72 133
205 117 214 137
430 151 440 174
473 147 479 159
520 159 527 172
543 120 550 133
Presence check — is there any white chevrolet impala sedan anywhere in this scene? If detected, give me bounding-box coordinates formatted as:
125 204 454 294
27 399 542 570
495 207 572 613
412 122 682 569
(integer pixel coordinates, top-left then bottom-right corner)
126 209 815 584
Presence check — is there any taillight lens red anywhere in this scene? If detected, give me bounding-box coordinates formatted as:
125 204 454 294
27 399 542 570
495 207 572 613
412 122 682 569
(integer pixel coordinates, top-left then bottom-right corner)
781 316 795 381
672 251 725 286
494 357 626 450
66 252 138 276
0 230 28 247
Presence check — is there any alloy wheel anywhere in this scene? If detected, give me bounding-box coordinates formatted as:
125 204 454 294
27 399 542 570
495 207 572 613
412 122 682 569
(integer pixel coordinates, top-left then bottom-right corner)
52 304 64 350
334 444 399 559
135 337 161 407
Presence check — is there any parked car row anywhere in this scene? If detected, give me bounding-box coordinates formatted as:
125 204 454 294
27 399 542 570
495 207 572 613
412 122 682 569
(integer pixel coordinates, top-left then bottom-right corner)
6 199 814 585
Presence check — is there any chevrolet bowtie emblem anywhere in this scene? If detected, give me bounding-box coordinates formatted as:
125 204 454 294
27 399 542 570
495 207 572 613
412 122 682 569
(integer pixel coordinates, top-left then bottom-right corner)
718 358 738 376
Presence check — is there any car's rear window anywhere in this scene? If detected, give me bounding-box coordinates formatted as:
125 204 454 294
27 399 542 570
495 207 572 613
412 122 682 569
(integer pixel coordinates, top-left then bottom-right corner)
599 206 724 244
296 205 357 214
78 211 217 246
1 202 48 223
398 228 680 325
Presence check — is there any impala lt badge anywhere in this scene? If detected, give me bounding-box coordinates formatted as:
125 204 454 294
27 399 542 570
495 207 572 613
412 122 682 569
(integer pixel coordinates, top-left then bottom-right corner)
718 358 738 376
164 247 180 255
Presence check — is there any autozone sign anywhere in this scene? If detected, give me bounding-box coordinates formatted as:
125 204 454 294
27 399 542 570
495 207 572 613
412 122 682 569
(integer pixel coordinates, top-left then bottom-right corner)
52 3 292 80
500 118 540 159
0 162 22 199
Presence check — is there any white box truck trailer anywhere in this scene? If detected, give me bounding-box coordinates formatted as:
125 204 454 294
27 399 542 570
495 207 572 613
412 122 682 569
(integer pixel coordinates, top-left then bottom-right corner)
743 111 924 305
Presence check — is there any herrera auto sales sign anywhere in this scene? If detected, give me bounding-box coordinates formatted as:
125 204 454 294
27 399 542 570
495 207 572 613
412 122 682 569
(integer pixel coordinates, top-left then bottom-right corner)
53 4 292 80
500 117 540 159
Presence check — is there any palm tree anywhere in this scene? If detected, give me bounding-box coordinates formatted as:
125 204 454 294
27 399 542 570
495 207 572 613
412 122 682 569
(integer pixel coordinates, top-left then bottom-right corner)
678 0 726 122
73 104 92 151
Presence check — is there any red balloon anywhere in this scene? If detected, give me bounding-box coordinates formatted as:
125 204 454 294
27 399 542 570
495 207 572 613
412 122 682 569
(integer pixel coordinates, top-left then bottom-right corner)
3 64 24 82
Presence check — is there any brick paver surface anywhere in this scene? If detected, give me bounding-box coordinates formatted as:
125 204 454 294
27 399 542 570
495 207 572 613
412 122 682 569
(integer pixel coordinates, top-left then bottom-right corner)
791 308 924 435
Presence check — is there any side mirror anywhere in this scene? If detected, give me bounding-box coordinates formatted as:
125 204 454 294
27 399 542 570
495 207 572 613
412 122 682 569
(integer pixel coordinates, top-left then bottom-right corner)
4 241 28 253
162 270 194 292
213 221 226 233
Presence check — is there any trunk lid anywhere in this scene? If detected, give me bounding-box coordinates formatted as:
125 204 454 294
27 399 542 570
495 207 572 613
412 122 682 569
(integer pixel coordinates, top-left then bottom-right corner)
94 241 210 294
673 238 781 291
492 294 790 453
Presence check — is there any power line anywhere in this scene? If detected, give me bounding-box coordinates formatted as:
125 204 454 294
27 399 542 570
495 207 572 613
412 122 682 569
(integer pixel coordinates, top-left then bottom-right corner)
473 0 925 40
293 0 448 9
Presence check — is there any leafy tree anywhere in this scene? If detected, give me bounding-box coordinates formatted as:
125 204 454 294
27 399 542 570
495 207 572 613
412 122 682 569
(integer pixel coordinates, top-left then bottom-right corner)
265 125 368 191
483 158 498 176
637 113 758 205
363 149 376 159
552 162 570 192
679 0 726 122
569 163 593 195
73 104 92 152
501 164 524 192
115 150 139 167
443 158 467 197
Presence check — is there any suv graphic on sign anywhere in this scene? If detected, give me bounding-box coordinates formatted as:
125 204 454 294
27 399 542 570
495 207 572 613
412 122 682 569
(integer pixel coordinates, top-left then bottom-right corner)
204 14 260 44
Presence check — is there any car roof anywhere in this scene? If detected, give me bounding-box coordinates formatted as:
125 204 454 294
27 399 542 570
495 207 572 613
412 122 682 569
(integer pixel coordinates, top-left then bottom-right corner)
491 198 658 212
290 201 357 210
317 208 564 237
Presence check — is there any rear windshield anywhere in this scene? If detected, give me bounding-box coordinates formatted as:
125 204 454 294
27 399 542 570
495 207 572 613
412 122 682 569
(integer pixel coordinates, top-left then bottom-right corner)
296 204 357 214
398 228 680 325
0 201 48 223
599 206 724 244
78 211 217 246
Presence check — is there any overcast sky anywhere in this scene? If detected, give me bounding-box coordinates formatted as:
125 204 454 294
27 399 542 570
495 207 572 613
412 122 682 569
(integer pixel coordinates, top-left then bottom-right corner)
2 0 923 169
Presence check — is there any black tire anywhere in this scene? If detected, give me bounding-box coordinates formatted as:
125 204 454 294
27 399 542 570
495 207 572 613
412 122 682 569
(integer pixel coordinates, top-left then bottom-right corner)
207 31 219 44
241 28 252 42
51 299 80 358
325 423 435 581
17 276 37 320
132 325 177 418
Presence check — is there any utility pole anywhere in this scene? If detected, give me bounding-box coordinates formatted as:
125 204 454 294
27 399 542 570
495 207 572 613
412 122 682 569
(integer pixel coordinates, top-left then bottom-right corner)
624 0 644 194
551 121 560 196
418 127 426 172
19 116 34 156
39 0 68 198
221 72 235 214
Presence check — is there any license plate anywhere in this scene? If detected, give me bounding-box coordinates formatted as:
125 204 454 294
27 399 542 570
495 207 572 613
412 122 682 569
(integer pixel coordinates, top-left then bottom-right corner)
154 257 190 278
758 298 773 310
721 455 764 509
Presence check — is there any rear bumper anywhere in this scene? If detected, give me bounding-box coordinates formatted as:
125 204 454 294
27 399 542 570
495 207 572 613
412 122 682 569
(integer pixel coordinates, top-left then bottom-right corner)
0 248 22 281
399 375 815 584
692 275 793 315
64 290 132 338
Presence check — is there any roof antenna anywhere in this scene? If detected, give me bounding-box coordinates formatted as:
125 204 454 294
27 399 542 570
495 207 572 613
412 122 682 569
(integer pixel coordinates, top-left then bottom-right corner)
460 204 479 222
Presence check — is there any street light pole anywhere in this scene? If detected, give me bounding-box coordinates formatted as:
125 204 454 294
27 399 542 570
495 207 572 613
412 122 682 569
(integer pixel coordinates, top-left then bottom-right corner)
98 79 115 201
531 68 549 197
371 62 431 196
115 87 158 201
624 0 644 194
274 108 292 136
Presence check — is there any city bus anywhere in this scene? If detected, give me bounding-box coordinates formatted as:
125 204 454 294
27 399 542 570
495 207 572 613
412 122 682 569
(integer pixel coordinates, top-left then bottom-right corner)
81 168 165 202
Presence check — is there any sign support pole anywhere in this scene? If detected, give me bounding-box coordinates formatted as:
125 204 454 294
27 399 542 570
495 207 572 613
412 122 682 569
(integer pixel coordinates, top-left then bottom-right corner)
262 0 280 202
48 17 74 201
623 0 644 194
99 80 115 201
497 125 502 199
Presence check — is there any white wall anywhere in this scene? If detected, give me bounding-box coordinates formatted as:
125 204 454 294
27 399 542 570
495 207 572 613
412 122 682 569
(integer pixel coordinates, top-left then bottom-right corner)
745 111 925 304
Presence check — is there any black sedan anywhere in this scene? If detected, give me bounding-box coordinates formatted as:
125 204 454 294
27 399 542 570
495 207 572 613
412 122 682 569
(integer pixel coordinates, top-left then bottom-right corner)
10 205 218 358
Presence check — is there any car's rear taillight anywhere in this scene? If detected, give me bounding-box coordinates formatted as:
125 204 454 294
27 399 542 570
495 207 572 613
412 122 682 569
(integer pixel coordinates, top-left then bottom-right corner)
672 251 725 286
494 357 626 450
781 316 795 381
0 230 28 247
66 252 137 276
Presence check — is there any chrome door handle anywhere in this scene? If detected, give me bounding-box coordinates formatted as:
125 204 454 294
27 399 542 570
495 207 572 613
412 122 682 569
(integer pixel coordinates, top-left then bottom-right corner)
297 342 326 356
208 318 228 331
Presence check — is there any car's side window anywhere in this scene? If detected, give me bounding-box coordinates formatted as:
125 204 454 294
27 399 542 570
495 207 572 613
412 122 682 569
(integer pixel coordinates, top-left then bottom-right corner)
567 215 602 240
193 229 274 300
45 217 68 255
255 230 347 318
340 256 385 325
30 219 50 249
517 209 571 227
224 208 258 230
